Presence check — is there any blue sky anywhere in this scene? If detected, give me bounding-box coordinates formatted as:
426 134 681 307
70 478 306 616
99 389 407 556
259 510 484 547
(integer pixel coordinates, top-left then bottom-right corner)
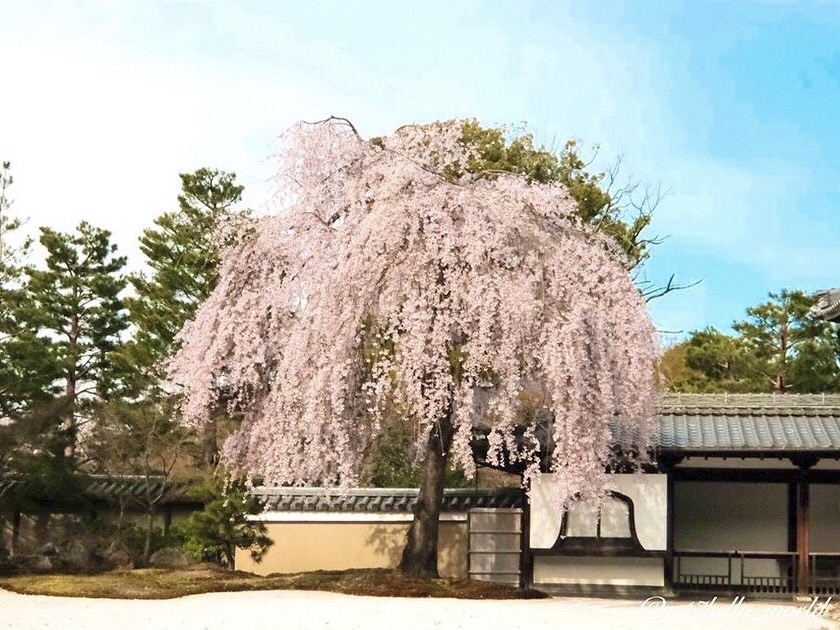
1 1 839 341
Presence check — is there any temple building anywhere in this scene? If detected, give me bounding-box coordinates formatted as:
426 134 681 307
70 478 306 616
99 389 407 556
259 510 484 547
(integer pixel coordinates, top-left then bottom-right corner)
237 393 840 598
810 288 840 323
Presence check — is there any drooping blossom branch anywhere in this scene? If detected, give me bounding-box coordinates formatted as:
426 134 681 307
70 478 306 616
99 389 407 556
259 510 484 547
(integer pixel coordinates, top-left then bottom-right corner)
167 118 659 503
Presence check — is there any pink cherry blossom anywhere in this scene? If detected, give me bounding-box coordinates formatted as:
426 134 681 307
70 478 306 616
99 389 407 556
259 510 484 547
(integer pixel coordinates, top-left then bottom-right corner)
167 118 659 504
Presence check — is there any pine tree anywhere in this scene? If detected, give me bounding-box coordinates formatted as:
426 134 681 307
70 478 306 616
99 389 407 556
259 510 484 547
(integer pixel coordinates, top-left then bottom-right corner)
125 169 244 381
0 160 42 420
21 222 128 456
460 121 660 278
122 168 245 466
0 161 57 474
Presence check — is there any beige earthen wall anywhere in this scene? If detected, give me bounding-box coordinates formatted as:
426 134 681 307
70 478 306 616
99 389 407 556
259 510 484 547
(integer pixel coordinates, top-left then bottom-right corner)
235 520 468 578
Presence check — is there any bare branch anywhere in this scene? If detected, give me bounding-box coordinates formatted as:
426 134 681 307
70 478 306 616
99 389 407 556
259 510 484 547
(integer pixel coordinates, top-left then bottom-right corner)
642 274 703 303
301 115 362 140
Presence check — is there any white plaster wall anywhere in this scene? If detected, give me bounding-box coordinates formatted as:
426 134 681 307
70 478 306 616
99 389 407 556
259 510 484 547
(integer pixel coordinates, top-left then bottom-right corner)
529 475 564 548
674 481 787 552
812 459 840 470
609 475 667 550
533 556 664 586
600 500 631 538
564 502 598 537
529 474 666 550
810 484 840 552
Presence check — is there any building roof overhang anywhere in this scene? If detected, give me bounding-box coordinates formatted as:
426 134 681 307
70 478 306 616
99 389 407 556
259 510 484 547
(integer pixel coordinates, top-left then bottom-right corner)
810 288 840 323
471 393 840 473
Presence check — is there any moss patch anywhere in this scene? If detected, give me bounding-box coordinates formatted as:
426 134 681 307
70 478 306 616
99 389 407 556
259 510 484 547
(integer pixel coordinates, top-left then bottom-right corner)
0 566 548 600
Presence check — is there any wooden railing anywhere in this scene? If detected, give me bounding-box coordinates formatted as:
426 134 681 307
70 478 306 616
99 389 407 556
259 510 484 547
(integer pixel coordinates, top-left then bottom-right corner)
809 553 840 595
673 551 797 595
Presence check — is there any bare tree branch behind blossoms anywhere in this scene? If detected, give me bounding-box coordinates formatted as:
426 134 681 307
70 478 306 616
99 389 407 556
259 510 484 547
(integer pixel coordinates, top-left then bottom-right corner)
167 118 660 577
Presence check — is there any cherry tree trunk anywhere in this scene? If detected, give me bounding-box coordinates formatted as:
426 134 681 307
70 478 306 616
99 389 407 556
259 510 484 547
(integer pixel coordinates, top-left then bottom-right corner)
398 412 454 578
202 421 219 469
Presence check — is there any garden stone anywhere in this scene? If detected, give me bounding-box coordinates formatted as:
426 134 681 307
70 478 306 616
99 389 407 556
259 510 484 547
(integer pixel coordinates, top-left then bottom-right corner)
149 547 192 568
103 540 134 569
19 554 53 572
61 539 94 570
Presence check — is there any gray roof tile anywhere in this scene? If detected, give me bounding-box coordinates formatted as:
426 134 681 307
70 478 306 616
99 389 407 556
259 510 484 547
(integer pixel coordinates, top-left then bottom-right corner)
253 487 525 513
0 475 198 505
656 413 840 452
653 394 840 452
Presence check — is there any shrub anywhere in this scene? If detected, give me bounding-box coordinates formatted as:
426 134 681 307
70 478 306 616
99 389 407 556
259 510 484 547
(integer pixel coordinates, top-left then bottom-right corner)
177 475 271 569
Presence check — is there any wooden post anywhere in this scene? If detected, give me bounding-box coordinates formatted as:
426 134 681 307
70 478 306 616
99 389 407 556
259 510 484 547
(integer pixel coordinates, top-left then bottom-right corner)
658 455 682 592
788 482 798 592
789 455 818 595
796 477 810 595
787 482 797 552
519 502 533 588
665 469 675 590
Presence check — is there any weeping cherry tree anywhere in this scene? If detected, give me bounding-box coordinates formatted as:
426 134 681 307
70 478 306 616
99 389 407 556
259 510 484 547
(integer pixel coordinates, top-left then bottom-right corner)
168 118 660 578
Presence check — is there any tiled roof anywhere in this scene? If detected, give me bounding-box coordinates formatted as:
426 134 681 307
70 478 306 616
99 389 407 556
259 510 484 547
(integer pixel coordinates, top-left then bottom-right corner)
0 474 200 506
252 487 525 513
83 475 198 503
656 393 840 452
811 288 840 323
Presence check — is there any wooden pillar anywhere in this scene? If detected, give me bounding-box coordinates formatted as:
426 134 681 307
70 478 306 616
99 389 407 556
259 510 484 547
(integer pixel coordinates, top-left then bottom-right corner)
519 502 533 588
665 469 675 590
658 454 682 592
796 477 810 595
787 482 797 553
789 455 818 595
787 481 798 592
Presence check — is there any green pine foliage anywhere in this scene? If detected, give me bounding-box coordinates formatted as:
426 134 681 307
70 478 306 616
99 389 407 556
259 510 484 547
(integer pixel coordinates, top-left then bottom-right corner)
177 475 272 569
0 160 46 422
116 168 247 468
0 164 68 477
124 168 245 384
20 222 128 454
661 290 840 393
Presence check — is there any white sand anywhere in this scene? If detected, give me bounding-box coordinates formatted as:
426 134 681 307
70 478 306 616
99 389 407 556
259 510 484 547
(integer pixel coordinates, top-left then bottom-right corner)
0 589 836 630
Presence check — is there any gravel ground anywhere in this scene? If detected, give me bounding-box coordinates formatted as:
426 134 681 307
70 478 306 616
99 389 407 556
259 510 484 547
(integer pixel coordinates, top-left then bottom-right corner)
0 588 836 630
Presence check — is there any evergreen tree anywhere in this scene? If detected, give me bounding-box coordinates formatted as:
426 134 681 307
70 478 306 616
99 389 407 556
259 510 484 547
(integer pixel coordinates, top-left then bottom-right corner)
679 328 764 392
734 289 839 393
0 160 45 419
0 161 55 474
124 168 245 385
0 161 30 288
0 162 65 477
661 290 840 394
121 168 246 467
21 221 128 456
